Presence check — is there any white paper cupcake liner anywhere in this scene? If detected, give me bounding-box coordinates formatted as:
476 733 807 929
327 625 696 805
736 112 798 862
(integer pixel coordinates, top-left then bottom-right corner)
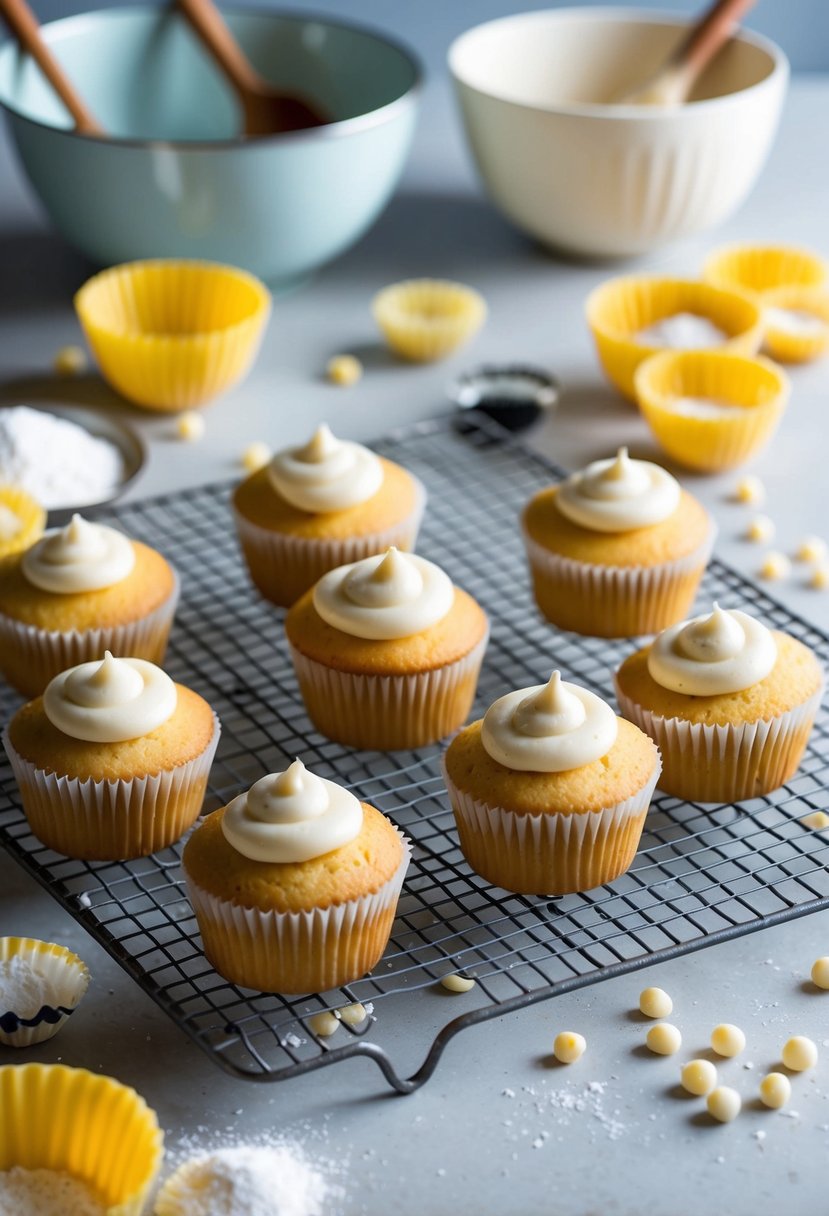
614 679 823 803
2 715 220 861
522 523 716 638
0 570 180 698
185 832 411 994
289 631 489 750
0 938 90 1048
234 478 426 608
443 758 661 895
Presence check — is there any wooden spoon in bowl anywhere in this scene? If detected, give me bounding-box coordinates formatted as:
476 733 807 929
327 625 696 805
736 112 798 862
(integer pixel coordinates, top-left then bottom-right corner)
618 0 758 107
0 0 103 134
176 0 327 136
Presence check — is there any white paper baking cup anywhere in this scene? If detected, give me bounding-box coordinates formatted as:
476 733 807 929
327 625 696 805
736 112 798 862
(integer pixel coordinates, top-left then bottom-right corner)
2 715 220 861
614 679 823 803
289 631 488 751
443 758 661 895
0 570 180 698
234 478 426 608
0 937 90 1048
522 522 716 638
185 832 411 994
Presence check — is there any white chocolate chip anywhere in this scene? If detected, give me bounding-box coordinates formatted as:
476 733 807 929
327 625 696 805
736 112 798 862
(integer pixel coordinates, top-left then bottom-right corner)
307 1011 339 1038
176 410 206 442
53 344 87 377
745 515 775 544
810 958 829 990
796 536 828 563
759 1072 791 1109
646 1023 681 1056
781 1035 818 1071
327 354 363 386
801 811 829 831
707 1086 741 1123
639 987 673 1018
440 973 476 994
553 1031 586 1064
734 475 765 505
337 1002 367 1025
681 1058 718 1096
759 551 791 581
810 565 829 590
241 441 272 473
711 1023 746 1058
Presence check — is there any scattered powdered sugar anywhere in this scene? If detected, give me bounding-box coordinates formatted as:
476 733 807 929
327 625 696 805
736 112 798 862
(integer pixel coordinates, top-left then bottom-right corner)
636 312 727 349
500 1079 625 1144
160 1146 331 1216
0 953 50 1017
0 406 124 509
667 395 738 419
765 307 827 337
0 1167 105 1215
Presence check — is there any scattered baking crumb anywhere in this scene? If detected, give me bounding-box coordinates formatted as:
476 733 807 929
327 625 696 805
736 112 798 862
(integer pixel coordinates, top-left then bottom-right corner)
646 1023 681 1056
760 1072 791 1109
326 355 363 387
711 1023 746 1058
809 565 829 590
176 411 206 442
440 973 476 994
781 1035 818 1071
307 1011 339 1038
753 1129 767 1143
681 1059 718 1096
53 345 87 377
795 536 827 563
811 957 829 990
638 987 672 1019
745 514 775 543
759 551 791 581
337 1002 367 1026
734 475 765 505
707 1086 741 1123
553 1031 586 1064
241 441 272 473
800 810 829 831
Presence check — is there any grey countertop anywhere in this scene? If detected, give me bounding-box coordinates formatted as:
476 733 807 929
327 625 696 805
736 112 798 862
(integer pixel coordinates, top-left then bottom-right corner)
1 75 829 1216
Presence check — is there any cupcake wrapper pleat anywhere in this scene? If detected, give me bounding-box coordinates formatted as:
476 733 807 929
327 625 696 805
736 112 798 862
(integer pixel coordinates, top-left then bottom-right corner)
443 761 660 895
0 938 90 1049
614 680 823 803
184 834 411 994
2 716 220 861
234 480 426 608
289 632 488 750
0 572 179 698
522 524 715 638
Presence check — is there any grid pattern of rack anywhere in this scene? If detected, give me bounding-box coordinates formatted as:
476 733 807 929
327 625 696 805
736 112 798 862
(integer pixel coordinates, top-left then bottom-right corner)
1 414 828 1093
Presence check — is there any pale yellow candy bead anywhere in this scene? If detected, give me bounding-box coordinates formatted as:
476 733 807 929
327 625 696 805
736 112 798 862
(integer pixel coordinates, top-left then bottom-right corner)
734 475 765 505
707 1086 741 1123
781 1035 818 1071
801 810 829 831
553 1031 586 1064
53 344 87 376
745 515 775 544
810 958 829 990
440 973 476 994
681 1058 718 1096
759 551 791 581
241 440 272 473
646 1023 682 1056
307 1011 339 1038
810 565 829 590
711 1023 746 1058
639 987 673 1019
759 1072 791 1109
337 1002 367 1025
796 536 827 563
327 354 363 386
176 410 206 442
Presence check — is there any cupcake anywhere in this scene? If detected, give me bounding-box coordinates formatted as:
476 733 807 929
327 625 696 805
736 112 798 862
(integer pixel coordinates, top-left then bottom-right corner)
615 604 824 802
443 671 661 895
0 485 46 560
183 759 409 993
0 513 178 697
3 652 220 860
233 424 426 608
285 547 489 750
521 448 715 638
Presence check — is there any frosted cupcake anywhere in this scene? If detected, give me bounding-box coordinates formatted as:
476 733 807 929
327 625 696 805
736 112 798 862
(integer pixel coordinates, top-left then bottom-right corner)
183 759 409 993
443 672 661 895
233 424 425 608
0 514 178 697
285 547 488 750
4 652 219 860
521 448 714 638
615 605 824 802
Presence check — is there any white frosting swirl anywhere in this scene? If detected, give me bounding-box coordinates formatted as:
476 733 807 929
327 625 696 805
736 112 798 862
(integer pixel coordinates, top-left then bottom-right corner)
481 671 618 773
268 424 383 514
22 514 135 593
647 604 778 695
556 448 680 533
43 651 177 742
313 547 454 640
221 759 363 863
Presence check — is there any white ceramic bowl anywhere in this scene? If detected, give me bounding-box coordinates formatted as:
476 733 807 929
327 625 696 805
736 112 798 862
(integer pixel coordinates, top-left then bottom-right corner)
449 8 788 257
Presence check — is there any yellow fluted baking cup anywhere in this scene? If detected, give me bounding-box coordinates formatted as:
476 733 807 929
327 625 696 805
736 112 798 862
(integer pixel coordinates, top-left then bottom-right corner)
0 937 90 1048
634 350 789 473
703 243 827 297
0 1063 163 1215
585 276 763 400
762 287 829 364
0 485 46 560
74 260 271 412
372 279 486 362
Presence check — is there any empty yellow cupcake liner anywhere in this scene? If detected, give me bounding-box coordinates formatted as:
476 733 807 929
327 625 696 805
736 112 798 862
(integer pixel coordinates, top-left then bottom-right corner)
634 350 789 472
0 1063 163 1215
74 260 271 412
762 286 829 364
0 486 46 560
373 279 487 362
703 243 827 297
0 937 89 1048
586 276 763 400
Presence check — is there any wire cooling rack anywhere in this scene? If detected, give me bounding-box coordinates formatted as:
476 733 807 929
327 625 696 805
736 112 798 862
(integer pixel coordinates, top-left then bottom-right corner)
1 413 828 1093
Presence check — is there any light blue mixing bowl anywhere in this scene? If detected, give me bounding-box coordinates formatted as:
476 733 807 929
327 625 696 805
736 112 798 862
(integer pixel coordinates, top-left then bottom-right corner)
0 6 421 285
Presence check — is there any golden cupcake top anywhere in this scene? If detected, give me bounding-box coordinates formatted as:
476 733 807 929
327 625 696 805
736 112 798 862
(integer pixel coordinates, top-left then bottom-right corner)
22 514 134 594
43 651 177 742
313 546 454 640
267 423 383 514
556 447 680 533
647 604 778 696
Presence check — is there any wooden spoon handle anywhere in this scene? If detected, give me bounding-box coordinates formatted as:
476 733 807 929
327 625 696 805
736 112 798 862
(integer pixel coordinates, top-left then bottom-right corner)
0 0 102 134
176 0 264 99
671 0 758 82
